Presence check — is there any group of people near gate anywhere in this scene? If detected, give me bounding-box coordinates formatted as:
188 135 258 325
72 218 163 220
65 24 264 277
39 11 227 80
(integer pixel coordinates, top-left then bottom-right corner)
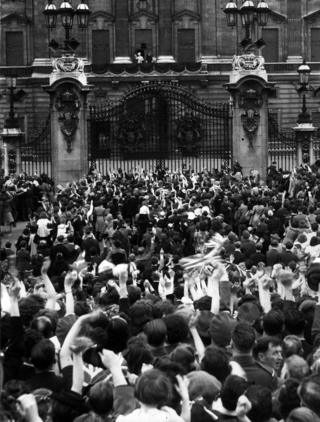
2 161 320 421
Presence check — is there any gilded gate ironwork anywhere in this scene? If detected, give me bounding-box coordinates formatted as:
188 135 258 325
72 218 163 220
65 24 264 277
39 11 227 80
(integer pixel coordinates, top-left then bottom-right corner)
88 82 232 173
268 112 296 172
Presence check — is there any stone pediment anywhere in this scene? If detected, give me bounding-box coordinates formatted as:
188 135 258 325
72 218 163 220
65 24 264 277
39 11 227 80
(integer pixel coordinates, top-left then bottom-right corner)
303 9 320 22
129 10 158 22
173 10 200 22
1 12 31 24
268 9 287 22
89 11 115 23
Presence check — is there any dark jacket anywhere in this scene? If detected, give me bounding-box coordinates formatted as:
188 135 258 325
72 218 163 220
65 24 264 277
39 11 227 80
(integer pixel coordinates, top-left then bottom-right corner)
232 355 277 390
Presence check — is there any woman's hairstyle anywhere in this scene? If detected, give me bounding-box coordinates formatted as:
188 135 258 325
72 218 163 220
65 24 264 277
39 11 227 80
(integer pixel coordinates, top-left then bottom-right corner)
135 369 173 407
143 318 167 347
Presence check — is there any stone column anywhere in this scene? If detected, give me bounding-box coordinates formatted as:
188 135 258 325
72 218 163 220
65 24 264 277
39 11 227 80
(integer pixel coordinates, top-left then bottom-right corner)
45 80 91 185
44 56 92 186
225 57 275 180
157 0 174 63
286 2 303 62
114 1 131 63
200 0 218 63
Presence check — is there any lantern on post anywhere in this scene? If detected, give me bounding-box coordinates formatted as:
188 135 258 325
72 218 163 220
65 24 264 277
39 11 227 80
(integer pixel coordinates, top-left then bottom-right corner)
224 1 239 27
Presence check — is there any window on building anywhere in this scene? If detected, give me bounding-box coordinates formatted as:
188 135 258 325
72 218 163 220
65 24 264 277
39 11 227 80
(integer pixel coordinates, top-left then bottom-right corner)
92 30 110 69
134 29 153 60
262 28 279 62
311 28 320 62
177 29 195 63
6 31 24 66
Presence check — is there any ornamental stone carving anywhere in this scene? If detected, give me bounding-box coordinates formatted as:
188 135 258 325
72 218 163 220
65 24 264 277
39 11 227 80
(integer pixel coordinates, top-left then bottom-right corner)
239 88 263 148
55 86 81 152
52 54 84 73
232 54 265 72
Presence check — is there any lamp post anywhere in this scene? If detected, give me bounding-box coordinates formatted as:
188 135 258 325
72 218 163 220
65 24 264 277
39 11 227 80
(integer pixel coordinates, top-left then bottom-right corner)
43 0 91 52
294 61 317 166
224 0 270 54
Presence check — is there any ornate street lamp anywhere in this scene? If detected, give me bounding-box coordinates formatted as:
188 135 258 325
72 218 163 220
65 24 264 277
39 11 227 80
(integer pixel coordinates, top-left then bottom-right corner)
294 61 316 166
298 60 311 89
58 1 74 31
297 61 311 124
256 1 270 26
76 0 91 29
240 0 256 27
224 0 270 53
224 1 238 27
43 0 57 29
43 1 91 51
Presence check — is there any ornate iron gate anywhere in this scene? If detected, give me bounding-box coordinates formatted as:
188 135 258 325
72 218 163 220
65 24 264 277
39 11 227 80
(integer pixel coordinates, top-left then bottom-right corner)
268 113 296 172
19 114 52 177
88 82 232 173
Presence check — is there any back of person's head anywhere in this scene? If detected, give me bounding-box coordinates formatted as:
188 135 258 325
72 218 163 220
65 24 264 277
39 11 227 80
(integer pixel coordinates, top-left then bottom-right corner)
299 374 320 416
231 321 255 353
220 375 248 412
310 236 319 247
285 308 306 335
170 344 196 375
144 318 167 347
263 309 284 337
19 294 45 327
87 380 113 415
200 345 231 382
123 336 154 375
282 335 303 358
164 314 189 344
285 354 309 381
135 369 172 407
278 378 301 420
287 407 320 422
31 315 54 338
106 316 129 353
246 386 272 422
30 339 56 371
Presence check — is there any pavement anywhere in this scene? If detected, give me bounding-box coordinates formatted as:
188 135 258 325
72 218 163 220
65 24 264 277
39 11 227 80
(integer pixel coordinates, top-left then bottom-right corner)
0 221 29 251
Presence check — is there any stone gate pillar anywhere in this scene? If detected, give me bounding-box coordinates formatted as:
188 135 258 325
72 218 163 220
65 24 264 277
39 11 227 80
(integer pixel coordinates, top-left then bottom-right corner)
225 55 275 180
44 56 92 185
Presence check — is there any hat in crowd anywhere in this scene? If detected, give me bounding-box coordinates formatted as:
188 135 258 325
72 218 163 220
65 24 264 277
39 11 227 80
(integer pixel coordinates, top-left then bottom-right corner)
209 312 237 347
187 370 221 402
237 301 261 324
306 259 320 292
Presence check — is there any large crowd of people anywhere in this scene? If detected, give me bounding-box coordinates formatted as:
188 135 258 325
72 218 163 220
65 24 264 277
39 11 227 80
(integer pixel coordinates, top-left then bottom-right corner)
1 161 320 422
